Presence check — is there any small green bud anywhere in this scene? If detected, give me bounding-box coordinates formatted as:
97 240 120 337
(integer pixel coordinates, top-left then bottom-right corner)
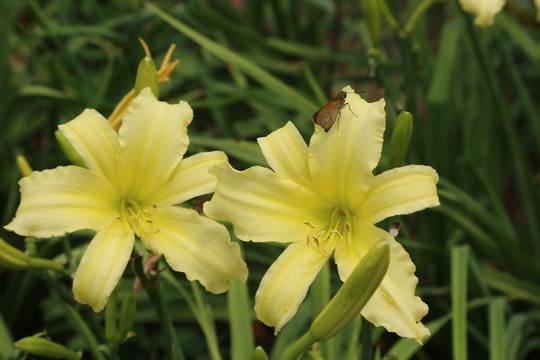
362 0 381 49
116 294 137 344
387 111 413 169
308 239 389 341
0 237 31 270
250 346 269 360
16 155 33 177
15 337 80 360
55 130 86 168
134 56 159 99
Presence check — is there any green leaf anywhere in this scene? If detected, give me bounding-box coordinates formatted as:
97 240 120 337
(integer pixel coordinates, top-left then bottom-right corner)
228 279 255 360
190 136 267 166
489 298 506 360
146 2 317 116
452 245 469 360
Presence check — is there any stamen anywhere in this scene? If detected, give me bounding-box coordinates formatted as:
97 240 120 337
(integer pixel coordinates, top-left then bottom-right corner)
304 208 353 256
119 199 159 236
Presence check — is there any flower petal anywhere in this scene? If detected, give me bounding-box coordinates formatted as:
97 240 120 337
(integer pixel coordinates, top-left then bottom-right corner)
59 109 119 185
335 220 430 343
204 163 330 244
258 121 311 188
308 87 386 209
73 220 134 312
116 88 193 199
255 242 329 333
141 206 247 293
144 151 227 207
355 165 439 224
459 0 505 26
5 166 119 238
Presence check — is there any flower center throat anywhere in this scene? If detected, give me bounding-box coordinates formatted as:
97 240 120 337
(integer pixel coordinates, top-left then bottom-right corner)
305 208 352 256
118 199 158 236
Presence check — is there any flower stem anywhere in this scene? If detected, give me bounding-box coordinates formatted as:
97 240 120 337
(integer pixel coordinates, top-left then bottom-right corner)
404 0 445 36
133 256 185 360
282 333 316 360
191 282 222 360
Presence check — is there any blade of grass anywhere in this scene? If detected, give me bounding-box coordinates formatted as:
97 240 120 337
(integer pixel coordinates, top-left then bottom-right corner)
497 12 540 63
461 6 540 253
0 312 13 360
343 314 362 360
228 278 255 360
160 271 221 360
452 245 469 360
146 2 317 116
489 298 506 360
60 303 106 360
189 136 267 166
426 18 463 104
432 206 502 264
190 282 222 360
483 267 540 307
382 314 451 360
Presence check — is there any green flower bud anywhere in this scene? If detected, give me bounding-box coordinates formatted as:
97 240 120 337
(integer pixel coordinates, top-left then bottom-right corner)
250 346 269 360
0 237 65 272
387 111 413 169
15 337 80 360
309 239 389 341
134 56 159 99
116 294 137 344
0 237 31 270
55 130 86 168
16 155 33 177
362 0 381 49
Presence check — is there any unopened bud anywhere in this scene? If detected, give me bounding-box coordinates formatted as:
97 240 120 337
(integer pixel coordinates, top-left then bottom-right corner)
15 337 80 360
309 239 389 341
388 111 413 169
116 294 136 344
134 56 159 99
250 346 269 360
362 0 381 49
55 130 86 168
0 237 31 270
16 155 33 177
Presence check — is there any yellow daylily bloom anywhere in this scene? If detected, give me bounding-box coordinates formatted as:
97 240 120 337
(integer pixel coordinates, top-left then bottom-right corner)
5 88 248 312
459 0 505 26
204 86 439 343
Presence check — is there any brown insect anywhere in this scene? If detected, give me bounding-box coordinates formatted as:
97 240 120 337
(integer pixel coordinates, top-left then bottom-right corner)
312 91 348 132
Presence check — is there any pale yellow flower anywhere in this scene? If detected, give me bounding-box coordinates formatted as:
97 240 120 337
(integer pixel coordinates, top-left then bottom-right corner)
536 0 540 21
204 87 439 343
459 0 505 26
5 88 248 312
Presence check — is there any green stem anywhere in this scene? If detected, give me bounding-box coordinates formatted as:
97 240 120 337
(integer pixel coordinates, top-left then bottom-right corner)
60 303 106 360
28 257 67 274
105 285 118 344
191 282 222 360
377 0 402 37
404 0 445 36
133 257 185 360
282 332 316 360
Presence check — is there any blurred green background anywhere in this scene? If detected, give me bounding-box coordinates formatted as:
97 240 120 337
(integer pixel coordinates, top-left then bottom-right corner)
1 0 539 359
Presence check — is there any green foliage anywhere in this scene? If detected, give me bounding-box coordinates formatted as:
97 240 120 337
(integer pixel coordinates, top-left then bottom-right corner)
1 0 539 359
